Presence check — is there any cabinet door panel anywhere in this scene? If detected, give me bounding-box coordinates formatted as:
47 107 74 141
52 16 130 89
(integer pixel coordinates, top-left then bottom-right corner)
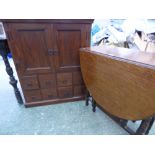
10 24 55 75
53 24 87 72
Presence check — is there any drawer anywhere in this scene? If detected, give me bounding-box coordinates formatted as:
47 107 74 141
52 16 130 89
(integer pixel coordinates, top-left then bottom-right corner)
73 71 84 85
41 88 57 100
57 73 72 87
39 74 56 89
74 85 86 96
21 76 39 90
58 86 73 98
24 90 42 102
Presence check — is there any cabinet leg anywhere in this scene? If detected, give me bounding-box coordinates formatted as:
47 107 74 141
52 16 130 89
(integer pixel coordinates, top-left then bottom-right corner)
1 52 23 104
92 98 96 112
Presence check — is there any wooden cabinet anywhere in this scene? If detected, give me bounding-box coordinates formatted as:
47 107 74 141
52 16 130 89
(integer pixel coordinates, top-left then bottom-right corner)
3 19 93 107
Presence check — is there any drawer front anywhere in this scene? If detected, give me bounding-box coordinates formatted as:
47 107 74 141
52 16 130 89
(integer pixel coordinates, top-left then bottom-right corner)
39 74 56 89
73 71 84 85
22 76 39 90
24 90 42 102
74 85 86 96
58 86 73 98
57 73 72 87
41 88 57 100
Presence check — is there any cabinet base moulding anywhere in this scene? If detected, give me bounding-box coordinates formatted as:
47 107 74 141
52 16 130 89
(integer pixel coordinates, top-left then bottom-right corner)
24 96 85 107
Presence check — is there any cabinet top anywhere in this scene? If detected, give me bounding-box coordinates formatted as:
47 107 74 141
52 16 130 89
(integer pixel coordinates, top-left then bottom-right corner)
80 45 155 69
1 19 94 24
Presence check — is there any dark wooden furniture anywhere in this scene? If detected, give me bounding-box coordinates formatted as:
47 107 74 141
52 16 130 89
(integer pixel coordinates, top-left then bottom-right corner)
80 45 155 134
0 39 23 104
2 19 93 107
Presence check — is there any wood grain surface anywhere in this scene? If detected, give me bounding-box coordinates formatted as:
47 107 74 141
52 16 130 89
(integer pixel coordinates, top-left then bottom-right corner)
80 46 155 120
3 19 93 106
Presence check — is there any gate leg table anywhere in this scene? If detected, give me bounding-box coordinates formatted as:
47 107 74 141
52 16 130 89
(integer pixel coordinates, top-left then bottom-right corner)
80 46 155 135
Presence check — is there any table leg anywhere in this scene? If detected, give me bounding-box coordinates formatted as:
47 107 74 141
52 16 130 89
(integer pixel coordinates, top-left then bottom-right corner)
92 98 96 112
136 117 154 135
85 90 90 106
1 51 23 104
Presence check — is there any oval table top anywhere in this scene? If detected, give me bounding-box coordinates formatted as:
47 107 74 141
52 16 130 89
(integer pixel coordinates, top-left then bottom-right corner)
80 45 155 120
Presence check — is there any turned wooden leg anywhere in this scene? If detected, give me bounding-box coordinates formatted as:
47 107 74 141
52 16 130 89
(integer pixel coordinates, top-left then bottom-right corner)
1 51 23 104
145 117 154 135
92 98 96 112
136 117 154 135
119 119 128 128
85 90 90 106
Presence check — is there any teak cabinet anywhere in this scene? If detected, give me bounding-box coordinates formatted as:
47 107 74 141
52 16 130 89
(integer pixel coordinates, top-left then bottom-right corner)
3 19 93 107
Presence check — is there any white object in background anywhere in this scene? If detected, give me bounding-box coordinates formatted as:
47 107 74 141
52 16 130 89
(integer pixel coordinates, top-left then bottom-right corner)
0 22 6 40
108 25 126 43
121 19 155 35
121 19 136 37
92 29 108 44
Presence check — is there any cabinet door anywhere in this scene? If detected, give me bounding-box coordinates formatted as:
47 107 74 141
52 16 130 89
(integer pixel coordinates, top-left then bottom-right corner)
53 24 88 72
10 23 55 76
